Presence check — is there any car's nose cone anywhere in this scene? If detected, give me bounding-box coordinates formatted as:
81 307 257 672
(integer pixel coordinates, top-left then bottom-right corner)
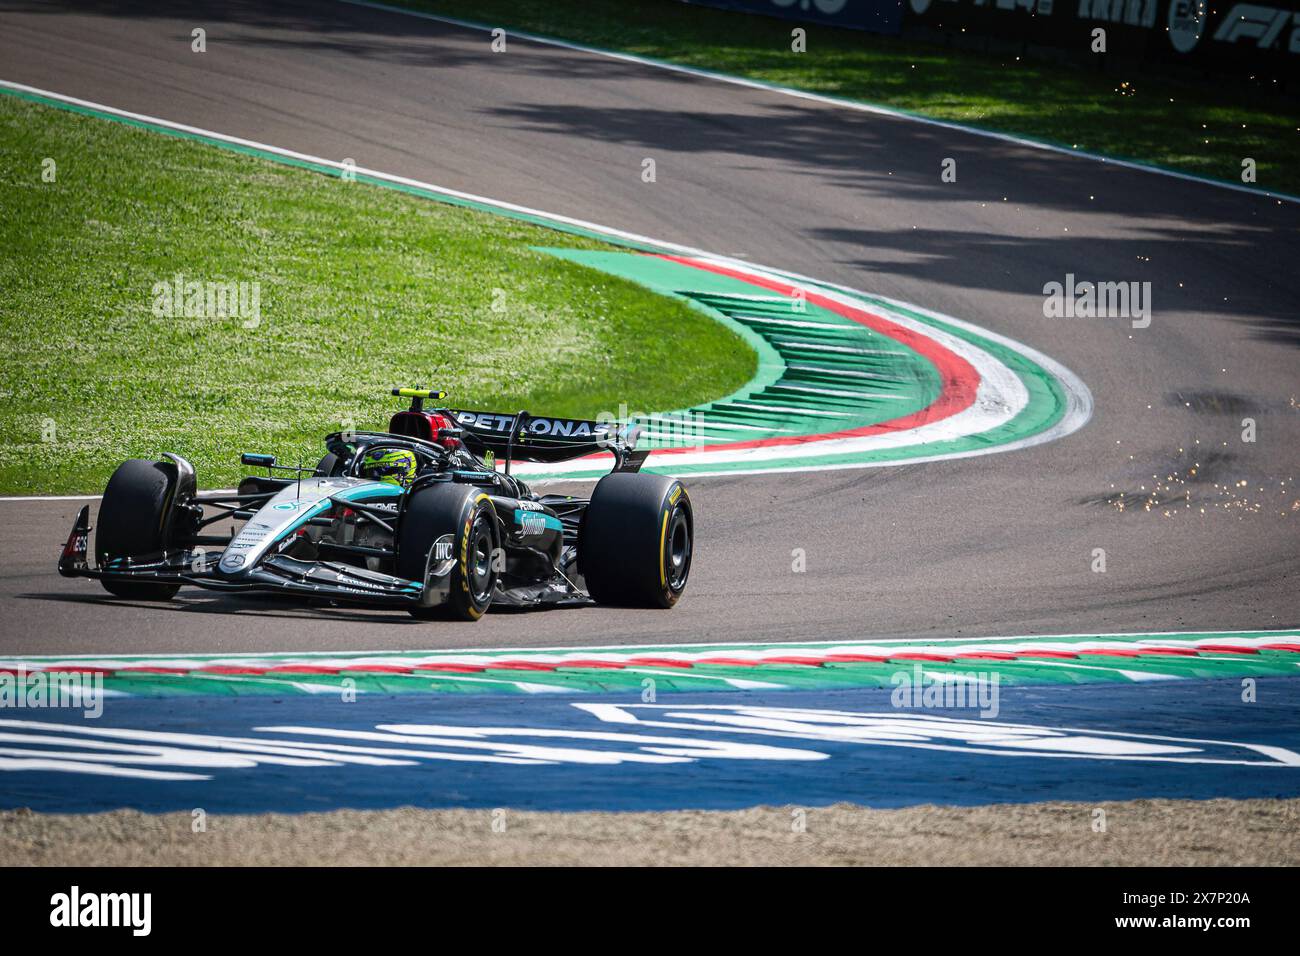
220 552 247 572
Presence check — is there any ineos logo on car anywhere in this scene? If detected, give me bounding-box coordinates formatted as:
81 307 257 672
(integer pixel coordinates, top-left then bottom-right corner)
518 512 548 536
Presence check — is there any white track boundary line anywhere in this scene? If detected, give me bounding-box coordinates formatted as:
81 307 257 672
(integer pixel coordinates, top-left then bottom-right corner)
340 0 1299 206
0 494 99 502
0 489 237 504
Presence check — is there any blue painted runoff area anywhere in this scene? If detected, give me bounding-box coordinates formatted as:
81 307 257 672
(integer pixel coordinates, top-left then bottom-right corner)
1 678 1296 813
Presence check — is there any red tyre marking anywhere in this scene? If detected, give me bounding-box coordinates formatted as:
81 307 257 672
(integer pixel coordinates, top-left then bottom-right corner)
625 657 694 668
558 660 626 669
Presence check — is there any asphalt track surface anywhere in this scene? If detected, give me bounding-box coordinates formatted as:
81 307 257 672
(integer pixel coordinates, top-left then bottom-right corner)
1 0 1297 656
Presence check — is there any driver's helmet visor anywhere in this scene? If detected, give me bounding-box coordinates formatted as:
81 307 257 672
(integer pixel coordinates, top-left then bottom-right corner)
358 448 418 487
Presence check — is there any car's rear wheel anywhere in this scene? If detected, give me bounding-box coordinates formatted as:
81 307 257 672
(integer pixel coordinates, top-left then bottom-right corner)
397 483 498 621
96 459 182 601
580 473 692 608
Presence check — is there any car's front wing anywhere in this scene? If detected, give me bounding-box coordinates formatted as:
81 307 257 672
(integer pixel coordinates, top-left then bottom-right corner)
58 505 429 607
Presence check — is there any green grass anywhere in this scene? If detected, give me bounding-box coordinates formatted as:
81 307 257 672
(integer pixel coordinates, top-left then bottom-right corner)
402 0 1300 195
0 96 755 495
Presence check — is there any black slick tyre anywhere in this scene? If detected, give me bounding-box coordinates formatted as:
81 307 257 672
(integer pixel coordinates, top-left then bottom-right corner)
580 473 692 608
398 483 498 621
96 459 182 601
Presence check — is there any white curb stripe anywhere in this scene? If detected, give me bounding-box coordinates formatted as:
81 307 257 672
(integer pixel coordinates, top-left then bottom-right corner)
514 255 1036 476
6 634 1294 674
6 629 1295 663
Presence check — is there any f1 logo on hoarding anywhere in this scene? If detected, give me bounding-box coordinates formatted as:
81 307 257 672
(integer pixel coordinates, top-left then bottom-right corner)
1168 1 1298 54
1213 3 1300 52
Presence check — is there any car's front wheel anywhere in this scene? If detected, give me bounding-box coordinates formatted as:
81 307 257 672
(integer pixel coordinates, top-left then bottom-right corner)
397 483 498 621
96 459 183 601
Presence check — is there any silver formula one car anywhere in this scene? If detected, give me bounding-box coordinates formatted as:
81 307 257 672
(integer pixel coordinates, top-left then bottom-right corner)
58 388 693 620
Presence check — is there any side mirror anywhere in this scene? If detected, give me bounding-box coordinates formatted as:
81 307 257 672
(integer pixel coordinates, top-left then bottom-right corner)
241 453 277 468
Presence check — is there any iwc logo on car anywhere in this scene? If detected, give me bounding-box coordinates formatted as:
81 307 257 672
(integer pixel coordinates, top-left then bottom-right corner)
1168 0 1208 52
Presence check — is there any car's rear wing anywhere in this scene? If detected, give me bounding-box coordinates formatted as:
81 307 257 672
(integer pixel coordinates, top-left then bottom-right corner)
449 409 645 470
